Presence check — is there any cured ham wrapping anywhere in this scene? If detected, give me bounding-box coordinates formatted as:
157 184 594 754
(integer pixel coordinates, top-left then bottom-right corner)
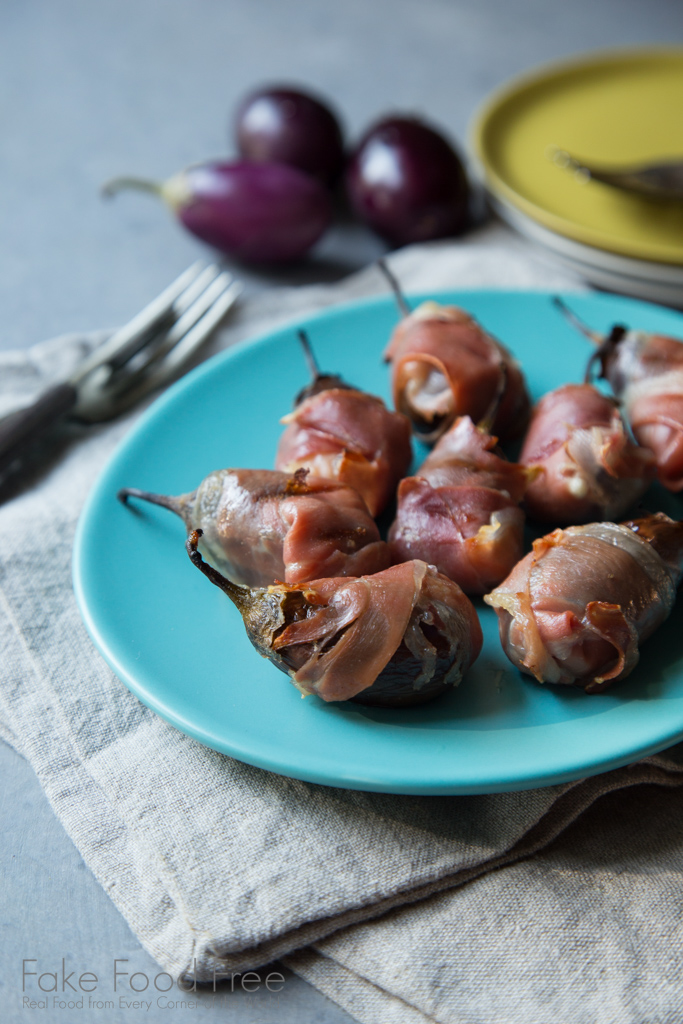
187 534 483 707
275 387 412 518
384 301 530 443
590 324 683 492
484 512 683 693
118 467 391 588
389 415 531 594
519 383 655 524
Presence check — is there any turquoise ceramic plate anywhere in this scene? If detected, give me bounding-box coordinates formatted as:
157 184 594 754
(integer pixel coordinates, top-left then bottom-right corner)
73 290 683 794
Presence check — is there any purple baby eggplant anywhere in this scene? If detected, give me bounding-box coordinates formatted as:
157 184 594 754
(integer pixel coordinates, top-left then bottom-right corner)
103 160 332 264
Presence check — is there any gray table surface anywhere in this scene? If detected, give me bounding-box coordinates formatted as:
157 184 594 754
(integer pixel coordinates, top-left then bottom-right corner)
2 1 683 1022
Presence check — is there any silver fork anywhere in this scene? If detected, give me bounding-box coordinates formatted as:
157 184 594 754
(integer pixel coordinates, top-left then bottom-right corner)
0 262 241 474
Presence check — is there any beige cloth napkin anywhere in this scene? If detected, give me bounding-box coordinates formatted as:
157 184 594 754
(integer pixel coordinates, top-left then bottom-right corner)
285 779 683 1024
3 223 683 1021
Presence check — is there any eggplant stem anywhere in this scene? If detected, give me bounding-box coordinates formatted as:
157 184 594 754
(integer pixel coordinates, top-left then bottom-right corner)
186 529 250 608
552 296 603 345
584 324 628 385
297 329 321 382
117 486 182 516
376 259 411 318
293 330 352 404
101 176 163 198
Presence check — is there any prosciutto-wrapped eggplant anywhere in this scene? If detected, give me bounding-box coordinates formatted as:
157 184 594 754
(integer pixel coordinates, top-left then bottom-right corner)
484 511 683 693
383 299 530 444
119 467 391 588
187 531 483 706
275 331 412 517
388 414 532 594
519 383 655 524
556 298 683 492
594 328 683 492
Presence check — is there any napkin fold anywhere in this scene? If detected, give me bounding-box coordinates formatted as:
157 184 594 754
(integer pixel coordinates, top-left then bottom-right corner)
285 778 683 1024
3 223 683 1021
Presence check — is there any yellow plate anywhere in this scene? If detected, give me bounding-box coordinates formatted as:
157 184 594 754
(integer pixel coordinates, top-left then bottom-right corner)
470 48 683 265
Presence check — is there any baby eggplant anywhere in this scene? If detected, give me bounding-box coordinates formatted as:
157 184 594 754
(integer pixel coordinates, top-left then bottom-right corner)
556 297 683 493
485 511 683 693
519 383 655 524
102 160 332 264
379 261 531 444
187 530 483 706
118 467 390 588
389 387 534 594
346 116 470 245
234 85 345 185
275 330 412 518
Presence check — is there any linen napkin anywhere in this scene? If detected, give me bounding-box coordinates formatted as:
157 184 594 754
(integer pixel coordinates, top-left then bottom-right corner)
285 778 683 1024
3 223 683 1016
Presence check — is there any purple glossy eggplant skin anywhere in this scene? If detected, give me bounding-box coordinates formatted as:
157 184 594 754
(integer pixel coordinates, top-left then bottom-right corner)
177 161 332 263
235 86 345 186
346 116 470 246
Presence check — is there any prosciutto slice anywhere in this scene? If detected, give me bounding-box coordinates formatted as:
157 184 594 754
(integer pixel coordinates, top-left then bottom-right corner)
519 383 655 523
389 416 530 594
593 327 683 492
187 543 483 706
275 387 412 517
484 512 683 693
384 301 530 443
120 467 390 588
274 560 481 703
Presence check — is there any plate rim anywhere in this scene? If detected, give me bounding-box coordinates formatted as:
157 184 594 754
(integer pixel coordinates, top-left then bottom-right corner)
488 193 683 284
469 45 683 266
73 287 683 794
488 197 683 306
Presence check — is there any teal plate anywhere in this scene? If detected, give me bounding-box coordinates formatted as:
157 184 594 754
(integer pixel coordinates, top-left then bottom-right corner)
73 290 683 794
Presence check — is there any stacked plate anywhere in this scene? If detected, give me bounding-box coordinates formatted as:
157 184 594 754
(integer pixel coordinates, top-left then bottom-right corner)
469 48 683 306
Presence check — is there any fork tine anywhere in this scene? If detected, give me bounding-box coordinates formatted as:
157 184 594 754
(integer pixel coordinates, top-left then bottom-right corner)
171 264 223 315
105 265 226 374
160 279 243 373
114 271 239 384
107 276 242 408
70 261 207 384
166 272 238 349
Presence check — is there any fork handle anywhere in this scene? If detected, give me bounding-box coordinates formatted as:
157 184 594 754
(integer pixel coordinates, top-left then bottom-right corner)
0 383 78 473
